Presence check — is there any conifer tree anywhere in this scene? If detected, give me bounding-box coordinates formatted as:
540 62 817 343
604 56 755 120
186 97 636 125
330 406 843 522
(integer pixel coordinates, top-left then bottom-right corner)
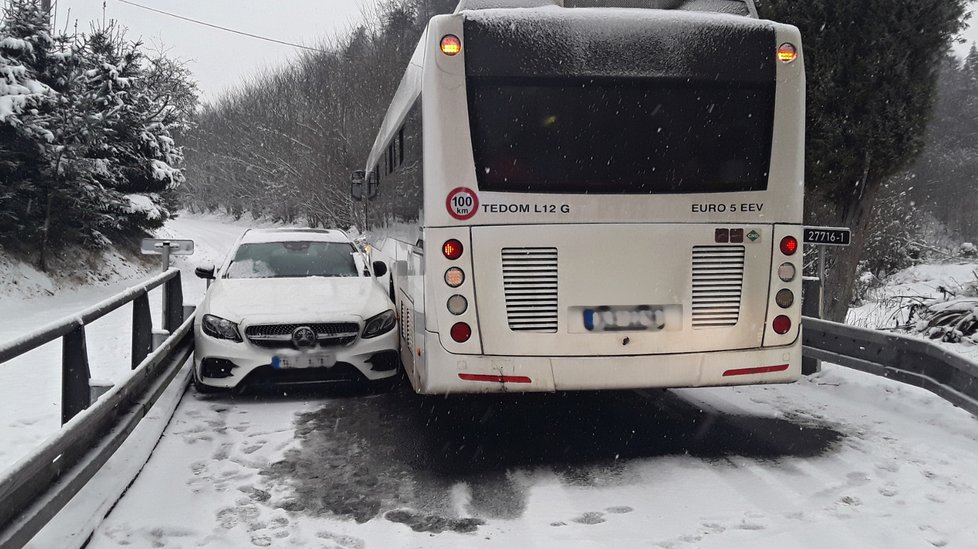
0 0 196 268
758 0 969 320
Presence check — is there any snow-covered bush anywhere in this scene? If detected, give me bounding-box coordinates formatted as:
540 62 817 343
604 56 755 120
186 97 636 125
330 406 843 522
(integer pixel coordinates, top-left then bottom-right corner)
913 298 978 344
852 269 884 305
908 270 978 344
961 242 977 257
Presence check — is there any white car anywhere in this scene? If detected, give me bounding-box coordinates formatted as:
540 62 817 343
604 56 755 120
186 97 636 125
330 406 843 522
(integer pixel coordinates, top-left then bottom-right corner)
192 228 399 392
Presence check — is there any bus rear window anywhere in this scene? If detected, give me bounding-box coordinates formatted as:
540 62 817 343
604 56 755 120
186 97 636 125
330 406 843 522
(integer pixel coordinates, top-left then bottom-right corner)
466 78 774 194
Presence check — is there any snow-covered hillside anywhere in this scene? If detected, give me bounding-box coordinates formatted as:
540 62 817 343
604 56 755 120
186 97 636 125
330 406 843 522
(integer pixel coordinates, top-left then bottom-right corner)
848 261 978 359
0 212 294 472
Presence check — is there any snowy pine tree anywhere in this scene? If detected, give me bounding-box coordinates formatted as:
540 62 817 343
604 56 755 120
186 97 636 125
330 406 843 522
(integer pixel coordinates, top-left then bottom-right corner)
0 0 54 245
0 0 196 269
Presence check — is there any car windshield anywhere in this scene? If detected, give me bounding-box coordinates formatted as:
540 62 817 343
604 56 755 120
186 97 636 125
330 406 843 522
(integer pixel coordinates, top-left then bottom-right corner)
224 241 359 278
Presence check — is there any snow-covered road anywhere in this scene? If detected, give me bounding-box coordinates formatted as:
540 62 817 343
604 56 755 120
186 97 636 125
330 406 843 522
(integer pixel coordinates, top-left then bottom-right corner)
87 365 978 548
5 212 978 548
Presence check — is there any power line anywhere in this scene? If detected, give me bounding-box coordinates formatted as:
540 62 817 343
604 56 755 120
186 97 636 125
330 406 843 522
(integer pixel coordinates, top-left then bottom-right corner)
115 0 328 53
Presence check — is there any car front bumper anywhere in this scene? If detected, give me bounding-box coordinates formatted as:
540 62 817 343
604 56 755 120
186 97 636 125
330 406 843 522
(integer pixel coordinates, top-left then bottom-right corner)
193 323 399 389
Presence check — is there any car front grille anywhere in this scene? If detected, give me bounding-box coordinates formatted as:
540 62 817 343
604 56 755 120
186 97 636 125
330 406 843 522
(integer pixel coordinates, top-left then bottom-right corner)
244 323 360 349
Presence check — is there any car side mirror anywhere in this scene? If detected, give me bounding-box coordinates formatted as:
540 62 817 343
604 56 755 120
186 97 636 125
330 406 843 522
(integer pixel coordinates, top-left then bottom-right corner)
351 170 365 202
366 171 379 200
195 264 215 280
372 261 388 278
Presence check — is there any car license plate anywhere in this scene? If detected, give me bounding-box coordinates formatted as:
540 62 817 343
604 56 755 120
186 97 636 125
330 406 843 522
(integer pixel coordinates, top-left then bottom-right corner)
273 353 336 369
582 305 679 332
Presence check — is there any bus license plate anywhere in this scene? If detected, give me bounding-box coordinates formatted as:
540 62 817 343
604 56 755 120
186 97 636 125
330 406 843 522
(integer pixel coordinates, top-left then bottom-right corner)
582 306 676 332
273 353 336 369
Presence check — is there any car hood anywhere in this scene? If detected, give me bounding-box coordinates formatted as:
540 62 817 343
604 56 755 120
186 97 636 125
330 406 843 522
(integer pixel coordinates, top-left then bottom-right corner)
203 277 390 324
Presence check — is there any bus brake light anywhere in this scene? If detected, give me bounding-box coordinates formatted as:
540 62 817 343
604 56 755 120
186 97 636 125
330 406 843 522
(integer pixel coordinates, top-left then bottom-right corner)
777 43 797 63
779 236 798 256
441 35 461 56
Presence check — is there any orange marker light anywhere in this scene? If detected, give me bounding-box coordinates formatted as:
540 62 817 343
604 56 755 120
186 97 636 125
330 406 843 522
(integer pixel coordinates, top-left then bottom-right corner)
441 35 461 56
777 43 797 63
443 239 463 260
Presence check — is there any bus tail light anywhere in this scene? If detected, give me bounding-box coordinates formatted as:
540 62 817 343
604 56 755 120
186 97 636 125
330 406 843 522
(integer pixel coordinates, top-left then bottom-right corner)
450 322 471 343
779 236 798 256
440 35 461 56
443 239 463 260
772 315 791 334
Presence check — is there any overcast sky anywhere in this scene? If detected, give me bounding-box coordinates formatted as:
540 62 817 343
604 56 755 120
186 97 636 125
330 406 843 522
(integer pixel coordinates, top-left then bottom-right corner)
54 0 978 103
55 0 370 102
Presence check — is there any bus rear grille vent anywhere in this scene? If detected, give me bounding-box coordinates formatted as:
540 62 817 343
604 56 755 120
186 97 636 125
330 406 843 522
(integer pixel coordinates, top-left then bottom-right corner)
691 245 745 328
501 247 558 332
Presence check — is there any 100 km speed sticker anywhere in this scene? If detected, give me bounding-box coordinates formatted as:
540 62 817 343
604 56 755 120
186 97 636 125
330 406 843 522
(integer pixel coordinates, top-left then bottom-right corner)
446 187 479 220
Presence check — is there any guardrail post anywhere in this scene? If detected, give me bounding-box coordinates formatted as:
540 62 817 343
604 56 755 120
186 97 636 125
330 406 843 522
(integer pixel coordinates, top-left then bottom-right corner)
152 329 169 351
183 304 196 325
131 290 153 369
89 380 113 403
801 276 822 375
162 272 184 333
62 326 91 424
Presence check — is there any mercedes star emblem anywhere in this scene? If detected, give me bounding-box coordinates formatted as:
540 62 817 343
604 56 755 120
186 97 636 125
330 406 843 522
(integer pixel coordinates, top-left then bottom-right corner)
291 326 317 348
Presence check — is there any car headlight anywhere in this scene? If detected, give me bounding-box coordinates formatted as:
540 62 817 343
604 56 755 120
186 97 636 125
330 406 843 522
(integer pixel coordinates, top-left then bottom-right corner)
201 314 242 342
362 310 396 339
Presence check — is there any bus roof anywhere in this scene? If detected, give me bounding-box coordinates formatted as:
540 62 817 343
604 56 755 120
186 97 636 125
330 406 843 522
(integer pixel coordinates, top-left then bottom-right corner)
239 228 351 245
455 0 757 18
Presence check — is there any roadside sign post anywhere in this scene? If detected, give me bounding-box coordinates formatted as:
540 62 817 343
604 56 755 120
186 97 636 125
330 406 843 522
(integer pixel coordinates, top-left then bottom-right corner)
802 226 852 375
140 239 195 272
803 226 852 290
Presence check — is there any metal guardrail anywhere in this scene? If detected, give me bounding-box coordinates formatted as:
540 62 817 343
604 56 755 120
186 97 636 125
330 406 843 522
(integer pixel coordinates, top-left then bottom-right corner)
0 269 184 424
802 316 978 417
0 270 193 548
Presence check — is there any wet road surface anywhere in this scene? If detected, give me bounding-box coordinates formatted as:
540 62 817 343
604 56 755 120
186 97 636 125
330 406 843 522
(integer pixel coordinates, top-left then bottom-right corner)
258 385 843 533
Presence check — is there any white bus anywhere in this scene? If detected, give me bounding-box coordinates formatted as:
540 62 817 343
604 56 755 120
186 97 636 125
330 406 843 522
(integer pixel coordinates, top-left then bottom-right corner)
352 0 805 394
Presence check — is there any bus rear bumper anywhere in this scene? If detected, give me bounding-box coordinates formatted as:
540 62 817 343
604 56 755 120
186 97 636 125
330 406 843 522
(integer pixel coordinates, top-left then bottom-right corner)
418 331 801 394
